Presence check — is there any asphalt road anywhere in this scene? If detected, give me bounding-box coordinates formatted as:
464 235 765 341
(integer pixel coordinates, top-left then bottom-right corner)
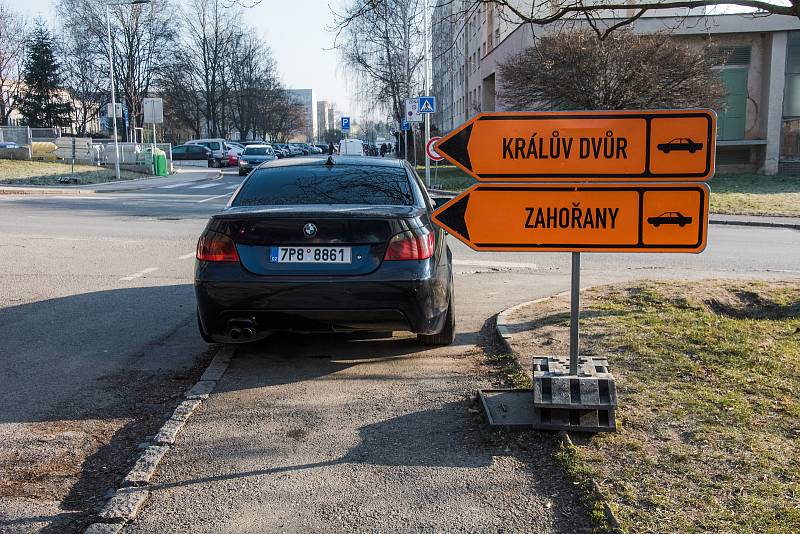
1 170 798 532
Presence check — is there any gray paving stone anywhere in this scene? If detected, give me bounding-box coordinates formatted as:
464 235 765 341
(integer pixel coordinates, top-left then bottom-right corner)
97 487 149 522
185 380 216 400
171 398 202 421
122 445 170 487
153 417 186 446
84 523 124 534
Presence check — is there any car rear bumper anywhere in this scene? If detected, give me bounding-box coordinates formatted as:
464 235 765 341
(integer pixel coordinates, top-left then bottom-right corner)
195 263 450 343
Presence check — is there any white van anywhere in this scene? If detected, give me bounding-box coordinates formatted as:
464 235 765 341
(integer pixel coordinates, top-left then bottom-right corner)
338 139 364 156
187 138 228 167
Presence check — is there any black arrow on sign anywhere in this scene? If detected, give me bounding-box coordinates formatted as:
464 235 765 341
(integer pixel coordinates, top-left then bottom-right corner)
436 123 473 172
433 193 470 241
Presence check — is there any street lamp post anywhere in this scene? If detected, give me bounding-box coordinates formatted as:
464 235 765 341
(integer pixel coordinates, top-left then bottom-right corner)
105 0 151 180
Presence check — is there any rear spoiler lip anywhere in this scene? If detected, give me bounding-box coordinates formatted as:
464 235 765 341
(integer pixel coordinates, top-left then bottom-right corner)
212 204 427 220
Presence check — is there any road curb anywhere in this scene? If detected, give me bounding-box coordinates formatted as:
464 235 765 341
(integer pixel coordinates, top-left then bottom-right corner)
495 295 621 531
709 218 800 230
85 346 234 531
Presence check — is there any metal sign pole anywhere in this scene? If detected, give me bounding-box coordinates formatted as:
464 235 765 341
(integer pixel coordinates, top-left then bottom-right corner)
569 252 581 376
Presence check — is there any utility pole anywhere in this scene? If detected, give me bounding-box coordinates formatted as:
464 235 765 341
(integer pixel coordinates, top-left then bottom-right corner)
423 0 431 187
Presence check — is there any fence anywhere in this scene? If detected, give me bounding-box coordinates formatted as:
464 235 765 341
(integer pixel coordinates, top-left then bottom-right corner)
97 142 173 167
0 126 32 146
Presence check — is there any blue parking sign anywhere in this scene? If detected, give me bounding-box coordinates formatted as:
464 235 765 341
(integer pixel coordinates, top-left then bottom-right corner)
418 96 435 113
401 120 410 131
341 116 351 131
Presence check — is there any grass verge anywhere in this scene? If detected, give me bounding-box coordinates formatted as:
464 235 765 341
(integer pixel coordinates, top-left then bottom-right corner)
0 160 142 186
564 280 800 532
709 174 800 217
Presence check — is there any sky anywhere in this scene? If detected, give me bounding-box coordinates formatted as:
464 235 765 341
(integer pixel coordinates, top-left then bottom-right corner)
14 0 360 119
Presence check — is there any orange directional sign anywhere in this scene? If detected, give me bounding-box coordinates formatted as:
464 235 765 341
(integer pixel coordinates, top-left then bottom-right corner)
433 183 709 253
434 110 716 182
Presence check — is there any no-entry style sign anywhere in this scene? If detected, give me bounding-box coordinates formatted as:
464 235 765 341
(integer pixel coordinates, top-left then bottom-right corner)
426 136 443 161
433 182 709 253
434 110 716 181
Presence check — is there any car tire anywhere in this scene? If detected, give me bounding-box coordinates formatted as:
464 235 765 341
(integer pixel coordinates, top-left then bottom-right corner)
662 148 670 154
197 311 214 343
418 293 455 346
689 148 696 154
653 223 660 227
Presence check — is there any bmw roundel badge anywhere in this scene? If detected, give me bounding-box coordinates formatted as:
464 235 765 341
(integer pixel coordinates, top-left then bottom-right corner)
303 223 317 238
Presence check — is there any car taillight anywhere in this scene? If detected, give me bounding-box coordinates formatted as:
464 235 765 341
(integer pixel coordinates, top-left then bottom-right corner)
384 229 435 261
196 231 240 262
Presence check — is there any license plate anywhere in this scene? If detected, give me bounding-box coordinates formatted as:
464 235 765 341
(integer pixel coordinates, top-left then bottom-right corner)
270 246 352 264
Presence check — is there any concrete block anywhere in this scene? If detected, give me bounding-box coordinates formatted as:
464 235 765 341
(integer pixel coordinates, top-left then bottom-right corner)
171 398 202 422
97 487 149 522
84 522 124 534
153 417 187 446
185 380 216 400
122 445 169 487
534 407 616 433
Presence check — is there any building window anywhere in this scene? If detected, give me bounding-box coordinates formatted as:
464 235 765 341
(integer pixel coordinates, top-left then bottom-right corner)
785 32 800 117
710 45 751 141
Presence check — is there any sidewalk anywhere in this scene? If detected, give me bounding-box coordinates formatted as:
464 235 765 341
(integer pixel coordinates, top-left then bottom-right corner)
0 168 220 195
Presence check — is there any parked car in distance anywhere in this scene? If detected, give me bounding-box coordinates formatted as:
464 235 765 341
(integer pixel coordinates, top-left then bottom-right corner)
647 211 693 227
339 139 365 156
172 144 215 166
656 138 704 154
0 141 19 149
195 156 455 346
187 138 229 167
315 144 330 154
238 144 277 176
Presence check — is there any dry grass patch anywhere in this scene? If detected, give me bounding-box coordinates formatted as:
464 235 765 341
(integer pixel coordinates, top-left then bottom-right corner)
513 280 800 533
709 174 800 217
0 159 141 185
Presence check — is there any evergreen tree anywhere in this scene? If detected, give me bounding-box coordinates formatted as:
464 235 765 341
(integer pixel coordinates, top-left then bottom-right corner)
19 20 72 128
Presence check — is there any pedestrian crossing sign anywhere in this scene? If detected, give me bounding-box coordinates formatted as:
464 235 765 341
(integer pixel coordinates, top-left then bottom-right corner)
419 96 435 113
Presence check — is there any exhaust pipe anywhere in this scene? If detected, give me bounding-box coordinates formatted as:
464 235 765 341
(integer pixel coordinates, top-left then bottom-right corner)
229 328 242 340
242 328 255 339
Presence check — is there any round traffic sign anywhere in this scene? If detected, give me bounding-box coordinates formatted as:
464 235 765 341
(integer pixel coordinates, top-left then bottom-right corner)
426 136 444 161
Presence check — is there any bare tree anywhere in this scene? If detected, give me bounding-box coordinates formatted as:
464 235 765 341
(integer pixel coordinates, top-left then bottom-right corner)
334 0 426 126
159 50 204 142
0 1 27 125
56 0 175 140
60 27 105 136
342 1 800 41
180 0 239 138
498 29 725 111
227 32 279 141
257 91 306 142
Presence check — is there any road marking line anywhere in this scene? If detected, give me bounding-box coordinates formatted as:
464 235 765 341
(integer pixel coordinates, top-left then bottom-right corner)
177 252 195 260
120 267 159 282
191 183 223 189
159 182 192 189
196 193 231 203
226 184 239 190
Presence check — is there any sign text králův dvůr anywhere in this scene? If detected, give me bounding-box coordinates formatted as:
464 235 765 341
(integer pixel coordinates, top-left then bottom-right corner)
434 110 716 181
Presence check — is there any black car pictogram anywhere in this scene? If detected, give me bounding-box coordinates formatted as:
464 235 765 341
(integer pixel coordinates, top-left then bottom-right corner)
657 138 703 154
647 212 693 227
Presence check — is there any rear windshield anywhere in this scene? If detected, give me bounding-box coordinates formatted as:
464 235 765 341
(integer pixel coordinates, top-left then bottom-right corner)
232 165 414 206
243 146 273 156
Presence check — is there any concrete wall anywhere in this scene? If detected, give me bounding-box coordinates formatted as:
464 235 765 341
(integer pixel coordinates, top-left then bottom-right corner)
0 147 31 160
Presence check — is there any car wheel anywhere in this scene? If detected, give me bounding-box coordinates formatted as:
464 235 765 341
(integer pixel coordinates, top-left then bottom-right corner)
679 223 685 227
662 148 670 154
418 293 455 346
197 311 214 343
653 223 660 227
689 148 696 154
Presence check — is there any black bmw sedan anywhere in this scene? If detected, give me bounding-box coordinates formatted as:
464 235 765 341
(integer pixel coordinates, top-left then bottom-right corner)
195 156 455 345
